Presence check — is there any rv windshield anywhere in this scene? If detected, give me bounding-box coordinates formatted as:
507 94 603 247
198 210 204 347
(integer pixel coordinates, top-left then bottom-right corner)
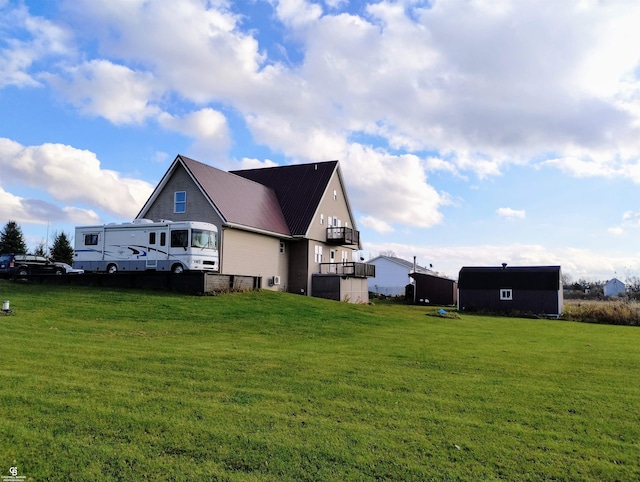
191 229 217 250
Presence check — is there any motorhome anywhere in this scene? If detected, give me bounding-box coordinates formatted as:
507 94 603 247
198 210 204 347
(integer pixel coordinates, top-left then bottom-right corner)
73 220 218 274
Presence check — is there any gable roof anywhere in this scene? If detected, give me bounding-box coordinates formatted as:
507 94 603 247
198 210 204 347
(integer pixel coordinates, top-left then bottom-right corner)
368 255 432 273
138 155 291 237
458 266 561 290
231 161 338 236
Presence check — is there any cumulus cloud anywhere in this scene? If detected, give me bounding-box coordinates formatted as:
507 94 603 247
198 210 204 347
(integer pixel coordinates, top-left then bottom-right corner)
359 215 394 234
0 2 73 88
2 0 640 241
47 60 162 124
159 108 231 152
497 207 526 220
0 138 154 220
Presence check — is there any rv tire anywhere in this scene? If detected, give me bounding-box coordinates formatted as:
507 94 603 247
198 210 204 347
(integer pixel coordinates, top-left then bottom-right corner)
107 264 118 274
172 264 184 274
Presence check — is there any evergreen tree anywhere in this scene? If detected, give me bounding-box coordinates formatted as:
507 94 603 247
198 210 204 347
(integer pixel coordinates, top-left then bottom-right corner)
0 220 28 254
33 241 47 257
50 231 74 264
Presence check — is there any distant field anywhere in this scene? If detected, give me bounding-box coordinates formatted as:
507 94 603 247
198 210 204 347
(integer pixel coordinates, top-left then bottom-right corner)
1 280 639 481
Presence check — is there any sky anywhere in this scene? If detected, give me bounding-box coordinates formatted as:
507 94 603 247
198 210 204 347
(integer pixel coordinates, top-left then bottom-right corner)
1 0 639 282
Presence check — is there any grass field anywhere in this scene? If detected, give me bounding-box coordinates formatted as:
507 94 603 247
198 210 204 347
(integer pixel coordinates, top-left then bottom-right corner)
1 280 639 481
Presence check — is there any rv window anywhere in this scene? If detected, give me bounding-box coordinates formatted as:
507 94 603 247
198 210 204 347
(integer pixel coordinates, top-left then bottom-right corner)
171 230 188 248
84 233 99 246
149 232 156 244
160 232 166 246
191 229 217 249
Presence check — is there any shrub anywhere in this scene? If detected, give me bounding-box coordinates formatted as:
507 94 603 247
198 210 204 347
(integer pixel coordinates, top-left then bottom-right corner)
562 300 640 326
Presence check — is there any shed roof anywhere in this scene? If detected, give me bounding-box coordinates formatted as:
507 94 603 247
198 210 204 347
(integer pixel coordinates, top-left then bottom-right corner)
458 266 561 290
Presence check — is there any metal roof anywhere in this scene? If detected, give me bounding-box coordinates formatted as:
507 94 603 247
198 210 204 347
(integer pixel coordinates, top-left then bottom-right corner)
231 161 338 236
458 266 561 290
179 156 291 236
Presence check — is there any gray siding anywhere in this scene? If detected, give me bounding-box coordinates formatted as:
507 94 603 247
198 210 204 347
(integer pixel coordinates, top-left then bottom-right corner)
144 165 224 228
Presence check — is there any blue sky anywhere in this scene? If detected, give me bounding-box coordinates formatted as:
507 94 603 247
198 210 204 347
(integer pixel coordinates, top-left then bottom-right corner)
1 0 639 281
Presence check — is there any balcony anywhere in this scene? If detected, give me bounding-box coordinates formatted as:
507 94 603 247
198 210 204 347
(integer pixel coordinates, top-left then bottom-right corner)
326 226 360 245
319 262 376 278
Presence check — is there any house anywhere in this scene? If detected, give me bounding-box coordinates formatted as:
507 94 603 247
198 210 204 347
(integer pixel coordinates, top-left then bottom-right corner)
604 278 625 297
458 265 563 316
409 271 458 306
367 255 432 296
136 155 374 302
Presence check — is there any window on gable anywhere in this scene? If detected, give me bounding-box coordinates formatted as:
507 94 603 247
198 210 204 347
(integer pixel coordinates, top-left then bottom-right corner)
320 214 324 225
174 191 186 213
500 289 513 301
333 190 337 200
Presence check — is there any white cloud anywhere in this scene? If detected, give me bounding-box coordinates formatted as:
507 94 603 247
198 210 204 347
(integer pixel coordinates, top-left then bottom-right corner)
0 138 154 220
359 215 394 234
47 60 162 124
0 3 73 88
159 108 230 151
497 207 526 220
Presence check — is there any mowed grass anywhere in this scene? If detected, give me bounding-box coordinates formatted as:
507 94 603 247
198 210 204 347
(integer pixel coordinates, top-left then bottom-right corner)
1 281 639 481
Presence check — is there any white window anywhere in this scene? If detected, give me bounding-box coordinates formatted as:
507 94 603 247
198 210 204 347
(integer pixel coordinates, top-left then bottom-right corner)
314 245 323 263
328 216 333 226
333 189 337 200
174 191 186 213
341 251 348 263
500 289 513 301
320 214 324 225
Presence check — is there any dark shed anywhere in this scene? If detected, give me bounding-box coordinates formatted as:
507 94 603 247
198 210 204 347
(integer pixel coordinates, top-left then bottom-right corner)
409 272 458 305
458 265 563 316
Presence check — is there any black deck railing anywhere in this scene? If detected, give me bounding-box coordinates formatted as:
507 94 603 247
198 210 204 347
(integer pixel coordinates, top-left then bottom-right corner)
326 227 360 245
318 262 375 278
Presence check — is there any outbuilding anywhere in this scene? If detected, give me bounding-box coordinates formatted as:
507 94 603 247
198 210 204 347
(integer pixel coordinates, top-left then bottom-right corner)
409 271 458 305
604 278 625 298
458 265 563 316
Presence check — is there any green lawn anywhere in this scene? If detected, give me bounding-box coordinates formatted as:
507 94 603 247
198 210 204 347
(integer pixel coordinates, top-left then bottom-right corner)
1 280 639 481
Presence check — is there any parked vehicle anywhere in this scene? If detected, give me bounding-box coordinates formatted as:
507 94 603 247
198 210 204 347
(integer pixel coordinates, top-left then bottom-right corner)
73 219 219 274
54 262 84 275
0 253 65 277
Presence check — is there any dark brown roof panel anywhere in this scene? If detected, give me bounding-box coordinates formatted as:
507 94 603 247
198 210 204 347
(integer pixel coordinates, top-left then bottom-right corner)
179 156 290 236
231 161 337 236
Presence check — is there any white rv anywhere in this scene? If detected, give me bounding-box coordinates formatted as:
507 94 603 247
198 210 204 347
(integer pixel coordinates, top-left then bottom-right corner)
73 220 218 274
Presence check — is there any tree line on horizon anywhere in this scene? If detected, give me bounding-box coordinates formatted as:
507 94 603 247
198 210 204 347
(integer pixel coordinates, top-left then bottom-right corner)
0 220 74 265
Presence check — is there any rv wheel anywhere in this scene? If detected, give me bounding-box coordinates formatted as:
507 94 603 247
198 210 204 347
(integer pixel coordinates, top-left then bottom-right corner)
107 264 118 274
172 264 184 274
